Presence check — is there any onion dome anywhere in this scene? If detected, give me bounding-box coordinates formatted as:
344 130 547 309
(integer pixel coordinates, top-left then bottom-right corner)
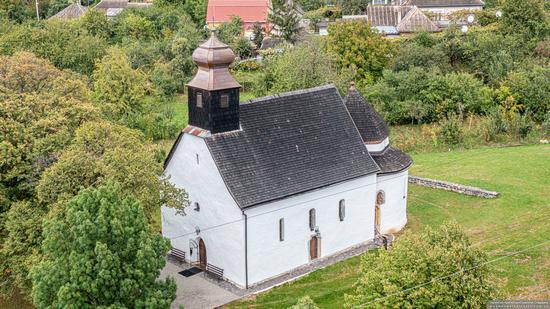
186 34 241 91
344 82 389 144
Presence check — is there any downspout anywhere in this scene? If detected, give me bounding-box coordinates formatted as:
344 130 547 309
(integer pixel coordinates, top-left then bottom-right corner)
243 212 249 289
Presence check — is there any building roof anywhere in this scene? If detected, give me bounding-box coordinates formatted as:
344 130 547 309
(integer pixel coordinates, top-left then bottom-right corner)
49 3 88 20
397 6 439 33
362 5 439 33
95 0 152 10
401 0 484 7
206 0 269 24
203 85 380 208
371 146 412 175
344 86 389 143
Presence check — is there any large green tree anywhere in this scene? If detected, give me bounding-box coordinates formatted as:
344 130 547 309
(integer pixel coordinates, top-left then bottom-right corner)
0 52 99 296
36 120 188 224
0 19 108 75
31 183 176 309
253 39 351 96
0 52 99 208
91 47 152 122
345 222 496 308
269 0 302 44
500 0 548 41
325 19 394 85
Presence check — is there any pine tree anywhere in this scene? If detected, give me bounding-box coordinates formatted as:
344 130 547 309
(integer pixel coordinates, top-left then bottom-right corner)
268 0 302 44
31 183 176 308
252 22 264 49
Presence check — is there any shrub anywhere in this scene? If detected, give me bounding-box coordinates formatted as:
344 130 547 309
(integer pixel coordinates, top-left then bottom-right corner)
345 222 496 308
439 114 463 146
511 113 533 139
503 65 550 122
232 37 253 59
253 40 339 96
391 42 451 73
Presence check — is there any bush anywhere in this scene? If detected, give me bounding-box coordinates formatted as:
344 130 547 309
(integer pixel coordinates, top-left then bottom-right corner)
439 114 463 146
365 68 493 125
391 42 451 73
503 65 550 122
345 222 496 308
232 37 253 59
253 40 339 96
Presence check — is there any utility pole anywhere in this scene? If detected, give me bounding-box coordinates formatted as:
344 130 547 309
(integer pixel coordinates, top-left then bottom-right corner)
35 0 40 21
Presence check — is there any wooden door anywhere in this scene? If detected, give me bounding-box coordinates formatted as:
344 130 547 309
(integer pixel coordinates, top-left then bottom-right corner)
198 239 207 269
309 236 318 260
375 206 381 233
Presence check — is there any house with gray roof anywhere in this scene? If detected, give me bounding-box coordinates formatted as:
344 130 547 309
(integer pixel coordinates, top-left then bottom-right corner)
344 5 439 36
398 0 484 26
49 3 88 20
94 0 152 17
161 34 412 289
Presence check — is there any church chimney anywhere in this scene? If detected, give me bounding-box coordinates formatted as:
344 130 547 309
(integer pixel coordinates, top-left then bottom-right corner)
186 33 241 134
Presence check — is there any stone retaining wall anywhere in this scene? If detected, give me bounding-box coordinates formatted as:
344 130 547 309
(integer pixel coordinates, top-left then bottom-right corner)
409 176 499 198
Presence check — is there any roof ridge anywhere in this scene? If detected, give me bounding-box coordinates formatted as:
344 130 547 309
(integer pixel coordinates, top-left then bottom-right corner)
242 84 337 105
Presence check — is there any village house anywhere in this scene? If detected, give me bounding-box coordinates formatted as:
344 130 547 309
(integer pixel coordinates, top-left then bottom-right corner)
206 0 270 38
343 5 439 36
49 3 88 20
161 34 412 288
398 0 484 27
94 0 152 17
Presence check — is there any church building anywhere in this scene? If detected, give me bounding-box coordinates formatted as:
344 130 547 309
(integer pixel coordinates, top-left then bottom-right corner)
161 34 412 289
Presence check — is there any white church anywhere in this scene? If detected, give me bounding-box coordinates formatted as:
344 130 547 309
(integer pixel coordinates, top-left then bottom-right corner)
161 35 412 289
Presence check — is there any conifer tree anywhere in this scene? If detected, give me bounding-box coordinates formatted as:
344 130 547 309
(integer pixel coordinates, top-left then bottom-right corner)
269 0 302 44
31 183 176 309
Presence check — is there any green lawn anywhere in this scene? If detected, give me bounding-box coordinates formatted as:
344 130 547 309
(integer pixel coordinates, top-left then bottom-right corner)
228 144 550 308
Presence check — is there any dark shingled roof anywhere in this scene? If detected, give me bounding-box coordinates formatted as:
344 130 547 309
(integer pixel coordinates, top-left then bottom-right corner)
205 85 380 208
344 88 389 143
371 146 412 175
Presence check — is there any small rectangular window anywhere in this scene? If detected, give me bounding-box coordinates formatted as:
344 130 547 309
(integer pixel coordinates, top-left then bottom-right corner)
196 93 203 108
309 209 316 231
279 218 284 241
339 200 345 221
220 94 229 108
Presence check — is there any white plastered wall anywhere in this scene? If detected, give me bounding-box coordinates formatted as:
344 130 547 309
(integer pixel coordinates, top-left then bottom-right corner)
161 133 246 287
365 137 389 152
376 170 409 234
244 174 378 285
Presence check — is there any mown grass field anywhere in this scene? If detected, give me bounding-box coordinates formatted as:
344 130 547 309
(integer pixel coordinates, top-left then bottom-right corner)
227 144 550 308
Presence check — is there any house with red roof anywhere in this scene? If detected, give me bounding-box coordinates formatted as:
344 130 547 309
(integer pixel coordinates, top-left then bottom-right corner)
206 0 270 36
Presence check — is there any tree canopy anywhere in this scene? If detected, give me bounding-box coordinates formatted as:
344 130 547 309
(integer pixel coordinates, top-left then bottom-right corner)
31 183 176 309
269 0 303 44
325 19 394 85
345 222 496 308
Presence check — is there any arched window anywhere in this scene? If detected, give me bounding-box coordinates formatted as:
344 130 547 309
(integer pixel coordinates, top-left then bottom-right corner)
279 218 284 241
309 208 316 231
339 199 345 221
376 191 385 206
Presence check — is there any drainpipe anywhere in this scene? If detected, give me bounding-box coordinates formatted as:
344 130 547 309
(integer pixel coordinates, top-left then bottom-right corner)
244 212 249 289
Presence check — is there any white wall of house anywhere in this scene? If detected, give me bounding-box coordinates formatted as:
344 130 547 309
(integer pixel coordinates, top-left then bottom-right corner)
365 137 389 153
161 133 247 287
376 170 409 234
244 174 378 285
